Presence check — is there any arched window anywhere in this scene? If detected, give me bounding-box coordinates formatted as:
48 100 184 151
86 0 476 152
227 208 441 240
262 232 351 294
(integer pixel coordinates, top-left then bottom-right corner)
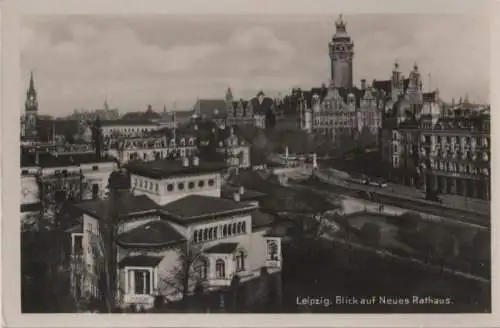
216 259 225 279
241 222 246 234
188 181 195 189
222 225 227 237
227 224 232 236
178 182 185 190
198 180 205 188
167 184 174 191
208 228 213 240
193 230 199 243
232 222 237 234
208 179 215 186
213 227 218 239
203 229 208 241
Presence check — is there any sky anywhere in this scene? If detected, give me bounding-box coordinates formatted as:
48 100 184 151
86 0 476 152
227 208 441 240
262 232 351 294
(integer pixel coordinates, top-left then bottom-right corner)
21 14 490 116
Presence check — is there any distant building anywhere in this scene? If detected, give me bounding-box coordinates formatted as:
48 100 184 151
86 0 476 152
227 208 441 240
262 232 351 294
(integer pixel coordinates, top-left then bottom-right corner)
109 133 198 164
69 99 120 121
20 150 117 223
216 126 251 170
100 119 160 138
192 90 277 129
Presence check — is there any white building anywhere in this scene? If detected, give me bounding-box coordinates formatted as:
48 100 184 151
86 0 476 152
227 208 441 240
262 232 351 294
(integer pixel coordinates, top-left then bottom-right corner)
100 120 160 138
109 135 198 164
71 157 282 310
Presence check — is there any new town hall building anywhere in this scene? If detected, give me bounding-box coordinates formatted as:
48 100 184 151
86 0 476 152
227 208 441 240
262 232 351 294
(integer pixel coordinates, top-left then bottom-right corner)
296 15 382 142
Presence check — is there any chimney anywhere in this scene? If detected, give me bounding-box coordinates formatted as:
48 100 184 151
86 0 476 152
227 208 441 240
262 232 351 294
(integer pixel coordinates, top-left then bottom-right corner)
182 157 189 167
239 185 245 195
361 79 367 90
233 192 240 202
193 156 200 166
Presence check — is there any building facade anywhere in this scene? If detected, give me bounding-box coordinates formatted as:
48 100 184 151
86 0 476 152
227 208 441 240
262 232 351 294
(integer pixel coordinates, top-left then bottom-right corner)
109 135 198 164
192 90 277 129
216 126 251 169
68 100 120 121
71 157 282 310
419 107 491 200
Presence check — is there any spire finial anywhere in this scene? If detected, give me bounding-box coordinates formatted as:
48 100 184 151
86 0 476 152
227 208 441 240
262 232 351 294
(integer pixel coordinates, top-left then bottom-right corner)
28 70 36 94
394 60 399 70
335 14 346 33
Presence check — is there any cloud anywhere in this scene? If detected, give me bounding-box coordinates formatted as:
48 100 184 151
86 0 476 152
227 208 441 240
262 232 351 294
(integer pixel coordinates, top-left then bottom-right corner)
20 15 489 116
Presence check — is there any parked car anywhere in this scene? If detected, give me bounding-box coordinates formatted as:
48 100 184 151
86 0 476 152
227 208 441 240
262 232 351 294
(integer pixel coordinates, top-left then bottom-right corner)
369 178 388 188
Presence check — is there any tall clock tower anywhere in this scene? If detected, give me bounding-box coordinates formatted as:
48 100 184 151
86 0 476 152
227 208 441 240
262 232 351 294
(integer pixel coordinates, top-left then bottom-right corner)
24 71 38 138
328 14 354 89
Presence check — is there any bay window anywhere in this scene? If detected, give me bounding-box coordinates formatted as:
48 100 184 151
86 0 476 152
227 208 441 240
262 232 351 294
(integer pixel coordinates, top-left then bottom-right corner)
125 268 155 295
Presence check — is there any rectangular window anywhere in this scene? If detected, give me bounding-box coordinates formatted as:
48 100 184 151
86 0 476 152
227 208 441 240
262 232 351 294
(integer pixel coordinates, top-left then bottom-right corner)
92 184 99 200
133 270 151 295
21 169 29 175
73 234 83 255
92 165 99 171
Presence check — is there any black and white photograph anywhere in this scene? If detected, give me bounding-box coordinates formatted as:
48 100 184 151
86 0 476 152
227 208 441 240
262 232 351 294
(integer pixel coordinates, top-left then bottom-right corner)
5 0 496 323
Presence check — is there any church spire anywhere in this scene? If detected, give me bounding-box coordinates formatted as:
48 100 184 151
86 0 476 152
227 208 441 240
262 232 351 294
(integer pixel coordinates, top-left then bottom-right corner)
28 71 36 94
25 71 38 114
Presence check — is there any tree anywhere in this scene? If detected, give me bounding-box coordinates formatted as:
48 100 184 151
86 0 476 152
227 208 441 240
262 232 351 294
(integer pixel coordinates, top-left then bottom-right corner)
22 170 90 312
64 131 75 145
421 224 457 262
357 126 376 150
161 244 206 305
265 109 276 129
92 168 130 312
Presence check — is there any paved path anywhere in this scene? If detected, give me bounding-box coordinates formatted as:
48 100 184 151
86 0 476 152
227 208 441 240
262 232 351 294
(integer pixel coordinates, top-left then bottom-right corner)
320 168 490 216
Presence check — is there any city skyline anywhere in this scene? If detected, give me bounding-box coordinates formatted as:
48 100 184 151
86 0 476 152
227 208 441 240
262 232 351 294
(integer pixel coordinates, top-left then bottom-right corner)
21 14 490 116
